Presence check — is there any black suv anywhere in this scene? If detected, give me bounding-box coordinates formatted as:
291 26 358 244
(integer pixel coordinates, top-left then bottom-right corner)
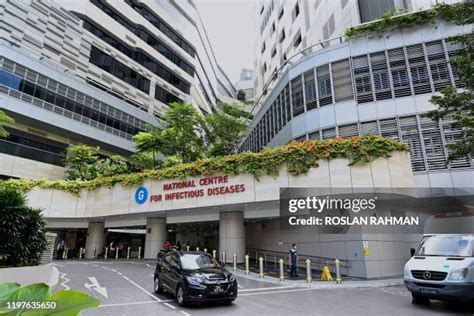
154 250 238 306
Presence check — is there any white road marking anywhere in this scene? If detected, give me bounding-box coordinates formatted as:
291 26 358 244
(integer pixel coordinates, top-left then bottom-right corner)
239 285 294 292
117 272 123 276
238 284 244 289
180 311 191 316
84 277 108 299
164 303 176 309
123 276 161 302
146 264 153 268
59 272 70 290
111 269 117 272
98 300 175 308
239 287 318 297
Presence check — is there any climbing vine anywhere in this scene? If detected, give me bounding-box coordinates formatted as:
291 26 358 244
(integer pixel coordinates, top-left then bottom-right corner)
344 2 473 39
0 135 409 195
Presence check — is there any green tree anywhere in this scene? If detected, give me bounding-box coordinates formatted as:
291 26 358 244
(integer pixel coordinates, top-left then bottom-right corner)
0 187 47 267
65 145 129 180
0 110 14 138
132 125 164 169
203 103 247 156
237 89 246 102
424 34 473 159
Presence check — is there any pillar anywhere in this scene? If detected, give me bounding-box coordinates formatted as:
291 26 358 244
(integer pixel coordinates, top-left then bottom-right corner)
219 211 245 263
85 222 105 259
144 217 167 259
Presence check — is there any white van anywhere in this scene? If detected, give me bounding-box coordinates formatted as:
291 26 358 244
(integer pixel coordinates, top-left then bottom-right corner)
404 234 474 304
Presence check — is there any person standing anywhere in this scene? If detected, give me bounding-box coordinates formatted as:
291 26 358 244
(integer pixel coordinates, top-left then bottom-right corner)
289 243 298 277
56 240 66 260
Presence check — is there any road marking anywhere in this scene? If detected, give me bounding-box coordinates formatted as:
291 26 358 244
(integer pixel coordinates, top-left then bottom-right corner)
59 272 70 290
164 303 176 309
180 311 191 316
239 285 294 292
239 287 318 297
121 276 161 302
84 277 108 299
117 272 123 276
238 284 244 289
146 264 153 268
111 269 117 272
98 300 175 308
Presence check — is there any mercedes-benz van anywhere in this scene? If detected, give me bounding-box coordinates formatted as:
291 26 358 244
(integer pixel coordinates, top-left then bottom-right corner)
404 234 474 304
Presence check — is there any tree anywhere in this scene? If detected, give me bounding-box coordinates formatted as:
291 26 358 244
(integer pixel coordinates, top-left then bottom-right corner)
424 31 473 159
0 110 14 138
0 187 47 267
65 144 129 180
203 103 248 156
132 125 164 169
237 89 246 102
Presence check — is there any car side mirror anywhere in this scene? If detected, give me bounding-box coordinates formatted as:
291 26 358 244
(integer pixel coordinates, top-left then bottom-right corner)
410 248 416 257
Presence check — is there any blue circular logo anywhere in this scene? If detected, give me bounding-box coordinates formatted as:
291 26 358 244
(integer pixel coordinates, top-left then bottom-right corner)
135 187 148 204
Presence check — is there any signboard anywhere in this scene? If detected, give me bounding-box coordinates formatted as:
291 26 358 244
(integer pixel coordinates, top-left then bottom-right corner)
134 175 246 204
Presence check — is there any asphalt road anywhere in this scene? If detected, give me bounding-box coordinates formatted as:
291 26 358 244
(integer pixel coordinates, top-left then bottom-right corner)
52 260 474 316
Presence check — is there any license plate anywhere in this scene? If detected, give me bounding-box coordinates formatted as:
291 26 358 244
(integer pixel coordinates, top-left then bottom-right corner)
213 286 223 293
419 288 438 295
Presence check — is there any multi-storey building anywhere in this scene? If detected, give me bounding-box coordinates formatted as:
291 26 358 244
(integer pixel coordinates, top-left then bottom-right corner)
0 0 235 180
242 1 473 189
234 68 255 102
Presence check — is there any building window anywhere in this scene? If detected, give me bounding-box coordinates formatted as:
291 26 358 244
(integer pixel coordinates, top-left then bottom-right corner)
293 33 302 47
262 63 267 75
272 22 276 33
292 2 300 21
271 47 277 58
303 70 317 110
291 76 304 117
279 29 286 43
317 64 333 106
278 8 284 20
352 55 374 103
370 52 392 100
331 59 354 102
261 42 266 54
260 5 265 15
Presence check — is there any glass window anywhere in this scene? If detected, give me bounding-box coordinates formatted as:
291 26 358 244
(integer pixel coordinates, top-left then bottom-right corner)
0 70 22 89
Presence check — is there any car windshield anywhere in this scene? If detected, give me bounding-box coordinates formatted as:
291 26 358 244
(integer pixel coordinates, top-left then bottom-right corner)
416 235 474 257
180 254 220 270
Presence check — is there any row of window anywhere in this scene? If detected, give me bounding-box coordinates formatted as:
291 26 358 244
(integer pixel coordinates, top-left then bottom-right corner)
0 58 147 139
89 0 194 76
83 19 191 94
89 46 150 94
244 38 464 152
154 84 182 105
123 0 196 57
242 114 472 173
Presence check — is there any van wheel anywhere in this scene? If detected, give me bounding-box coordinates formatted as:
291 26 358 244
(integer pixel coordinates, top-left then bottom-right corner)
412 293 430 305
154 276 163 294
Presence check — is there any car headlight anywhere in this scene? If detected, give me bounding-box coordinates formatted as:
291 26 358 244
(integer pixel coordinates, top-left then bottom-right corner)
403 265 411 278
186 276 204 285
449 268 468 281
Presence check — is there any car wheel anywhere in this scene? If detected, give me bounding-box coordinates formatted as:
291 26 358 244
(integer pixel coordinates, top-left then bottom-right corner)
412 293 430 305
176 284 187 307
154 276 163 294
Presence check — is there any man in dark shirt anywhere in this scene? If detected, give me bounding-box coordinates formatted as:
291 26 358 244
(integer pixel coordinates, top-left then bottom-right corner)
289 243 298 277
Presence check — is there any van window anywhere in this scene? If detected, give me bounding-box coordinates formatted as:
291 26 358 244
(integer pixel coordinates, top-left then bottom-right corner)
416 235 473 257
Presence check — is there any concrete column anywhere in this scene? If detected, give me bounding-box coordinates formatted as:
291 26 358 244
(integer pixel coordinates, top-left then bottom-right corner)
85 222 105 259
144 217 167 259
219 211 245 263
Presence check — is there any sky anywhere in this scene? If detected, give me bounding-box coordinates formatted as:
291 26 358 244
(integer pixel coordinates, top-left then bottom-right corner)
195 0 257 83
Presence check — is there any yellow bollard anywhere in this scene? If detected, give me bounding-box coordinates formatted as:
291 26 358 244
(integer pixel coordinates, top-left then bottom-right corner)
93 247 96 260
279 258 285 281
258 257 264 278
222 251 227 264
138 246 141 259
306 259 312 283
212 249 216 259
245 255 250 275
127 247 130 259
79 247 83 259
186 245 190 251
104 247 108 260
335 259 342 284
116 248 119 260
63 247 67 259
196 247 200 252
233 252 237 271
204 248 207 253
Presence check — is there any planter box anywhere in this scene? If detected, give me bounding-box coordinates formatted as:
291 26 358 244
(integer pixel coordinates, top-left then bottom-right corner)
0 263 59 286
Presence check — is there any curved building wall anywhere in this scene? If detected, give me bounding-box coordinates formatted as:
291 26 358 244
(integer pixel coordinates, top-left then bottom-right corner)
240 21 474 189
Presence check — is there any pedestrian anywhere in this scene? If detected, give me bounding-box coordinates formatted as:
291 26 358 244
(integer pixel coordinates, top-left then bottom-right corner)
289 243 298 277
176 240 181 251
57 240 66 260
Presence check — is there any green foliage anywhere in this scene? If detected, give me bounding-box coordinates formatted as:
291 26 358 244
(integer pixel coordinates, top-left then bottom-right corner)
0 110 14 138
237 89 246 102
0 135 409 195
0 188 47 267
65 145 129 180
424 33 474 160
0 282 100 315
344 2 473 39
203 104 248 157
